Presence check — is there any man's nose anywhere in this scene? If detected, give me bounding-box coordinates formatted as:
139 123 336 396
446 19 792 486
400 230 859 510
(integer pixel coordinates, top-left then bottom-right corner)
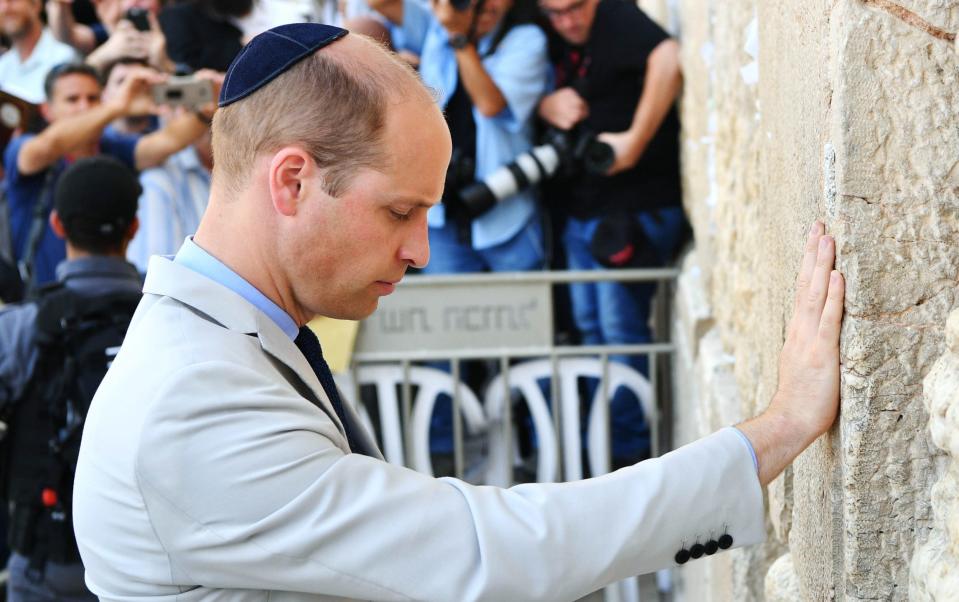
399 219 430 269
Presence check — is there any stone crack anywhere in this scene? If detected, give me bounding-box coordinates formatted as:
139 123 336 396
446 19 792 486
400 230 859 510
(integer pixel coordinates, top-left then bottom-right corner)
861 0 957 43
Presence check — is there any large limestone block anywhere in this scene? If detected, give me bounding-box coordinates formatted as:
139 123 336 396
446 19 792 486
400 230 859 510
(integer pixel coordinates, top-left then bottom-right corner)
792 1 959 600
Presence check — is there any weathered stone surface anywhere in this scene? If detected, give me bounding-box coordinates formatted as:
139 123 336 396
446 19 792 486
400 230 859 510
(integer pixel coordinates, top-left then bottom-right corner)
672 0 959 600
765 554 802 602
910 310 959 600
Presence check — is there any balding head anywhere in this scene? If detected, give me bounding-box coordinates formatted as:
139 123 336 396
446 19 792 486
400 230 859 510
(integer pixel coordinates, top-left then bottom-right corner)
211 34 433 199
195 31 450 325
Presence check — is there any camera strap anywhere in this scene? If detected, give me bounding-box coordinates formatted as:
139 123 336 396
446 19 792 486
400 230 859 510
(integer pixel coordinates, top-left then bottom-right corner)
17 168 56 298
555 43 594 105
467 0 487 46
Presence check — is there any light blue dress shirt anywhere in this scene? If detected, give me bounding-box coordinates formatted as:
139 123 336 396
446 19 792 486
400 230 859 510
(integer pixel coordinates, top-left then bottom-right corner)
399 0 550 249
174 238 299 341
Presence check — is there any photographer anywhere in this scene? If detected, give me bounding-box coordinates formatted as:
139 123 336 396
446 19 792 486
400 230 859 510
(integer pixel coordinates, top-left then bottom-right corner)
538 0 685 467
367 0 550 472
2 62 215 288
0 156 143 602
159 0 254 73
46 0 173 73
368 0 549 274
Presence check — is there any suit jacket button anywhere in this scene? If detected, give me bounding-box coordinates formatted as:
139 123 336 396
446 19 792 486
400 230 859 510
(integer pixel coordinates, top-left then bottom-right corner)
705 540 719 555
690 543 705 559
718 534 733 549
674 549 690 565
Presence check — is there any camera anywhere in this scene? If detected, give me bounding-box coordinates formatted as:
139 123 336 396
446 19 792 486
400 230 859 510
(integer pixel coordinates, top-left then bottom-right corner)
124 7 151 31
151 77 214 111
451 128 614 220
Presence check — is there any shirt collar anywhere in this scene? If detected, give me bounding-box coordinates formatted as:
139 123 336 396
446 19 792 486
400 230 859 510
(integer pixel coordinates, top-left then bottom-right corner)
22 29 56 67
55 256 141 282
173 237 299 340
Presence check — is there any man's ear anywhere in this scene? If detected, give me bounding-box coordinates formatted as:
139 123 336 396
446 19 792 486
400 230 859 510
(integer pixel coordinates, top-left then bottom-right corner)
268 147 314 217
49 210 67 240
125 216 140 243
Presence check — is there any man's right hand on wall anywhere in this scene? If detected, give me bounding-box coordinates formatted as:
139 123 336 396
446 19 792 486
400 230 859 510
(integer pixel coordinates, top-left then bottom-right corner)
738 221 846 486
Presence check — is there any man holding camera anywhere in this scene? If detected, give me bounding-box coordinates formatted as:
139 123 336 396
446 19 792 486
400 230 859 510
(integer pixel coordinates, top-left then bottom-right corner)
3 61 214 289
46 0 172 73
368 0 550 472
538 0 685 467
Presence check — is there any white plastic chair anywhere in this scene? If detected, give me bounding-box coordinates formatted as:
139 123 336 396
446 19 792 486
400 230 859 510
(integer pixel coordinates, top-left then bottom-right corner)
481 357 657 602
335 365 486 475
482 357 654 483
483 362 561 487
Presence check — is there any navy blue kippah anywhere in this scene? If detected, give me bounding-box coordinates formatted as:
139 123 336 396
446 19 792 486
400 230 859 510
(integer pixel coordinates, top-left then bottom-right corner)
219 23 349 107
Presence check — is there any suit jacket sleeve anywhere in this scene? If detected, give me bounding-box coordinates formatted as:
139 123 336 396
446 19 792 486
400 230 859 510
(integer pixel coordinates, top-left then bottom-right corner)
136 360 765 601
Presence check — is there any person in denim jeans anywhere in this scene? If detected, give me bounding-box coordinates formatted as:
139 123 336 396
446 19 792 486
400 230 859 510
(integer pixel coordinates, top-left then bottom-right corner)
368 0 551 472
539 0 685 467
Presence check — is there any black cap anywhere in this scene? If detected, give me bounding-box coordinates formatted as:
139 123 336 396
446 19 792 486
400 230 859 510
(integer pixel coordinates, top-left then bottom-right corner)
219 23 349 107
54 156 140 241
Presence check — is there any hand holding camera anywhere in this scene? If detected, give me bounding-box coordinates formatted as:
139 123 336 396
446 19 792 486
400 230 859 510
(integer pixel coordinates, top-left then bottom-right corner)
152 70 222 118
87 7 169 71
538 87 589 131
107 65 165 117
596 130 643 176
92 19 151 65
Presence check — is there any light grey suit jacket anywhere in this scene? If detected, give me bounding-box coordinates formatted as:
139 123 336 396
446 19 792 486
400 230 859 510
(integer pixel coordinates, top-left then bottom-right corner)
73 256 766 601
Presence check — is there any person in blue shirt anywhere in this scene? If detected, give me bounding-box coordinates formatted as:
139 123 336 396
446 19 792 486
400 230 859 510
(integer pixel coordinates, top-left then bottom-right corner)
367 0 551 472
368 0 550 273
3 61 214 289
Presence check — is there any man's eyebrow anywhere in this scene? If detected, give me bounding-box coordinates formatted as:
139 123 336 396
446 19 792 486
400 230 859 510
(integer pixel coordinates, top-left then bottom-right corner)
387 196 438 208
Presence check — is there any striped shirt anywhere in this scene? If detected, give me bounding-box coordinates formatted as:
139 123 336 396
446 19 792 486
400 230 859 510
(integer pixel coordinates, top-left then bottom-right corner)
127 146 211 273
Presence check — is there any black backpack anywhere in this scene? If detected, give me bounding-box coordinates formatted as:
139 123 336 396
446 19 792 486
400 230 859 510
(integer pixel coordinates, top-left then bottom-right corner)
0 284 140 569
0 184 24 304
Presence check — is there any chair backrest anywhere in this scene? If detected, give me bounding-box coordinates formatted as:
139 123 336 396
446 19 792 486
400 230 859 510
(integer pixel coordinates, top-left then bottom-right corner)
335 365 485 475
482 357 655 484
483 361 561 487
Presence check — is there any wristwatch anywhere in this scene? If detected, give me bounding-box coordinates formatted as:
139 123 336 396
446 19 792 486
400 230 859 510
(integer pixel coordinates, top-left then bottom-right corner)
448 33 471 50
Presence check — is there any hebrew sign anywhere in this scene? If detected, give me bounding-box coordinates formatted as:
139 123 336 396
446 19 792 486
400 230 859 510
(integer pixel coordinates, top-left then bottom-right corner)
357 279 553 354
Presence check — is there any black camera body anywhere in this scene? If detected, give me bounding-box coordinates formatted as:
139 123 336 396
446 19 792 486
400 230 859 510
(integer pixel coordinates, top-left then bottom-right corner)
125 7 151 31
451 127 613 220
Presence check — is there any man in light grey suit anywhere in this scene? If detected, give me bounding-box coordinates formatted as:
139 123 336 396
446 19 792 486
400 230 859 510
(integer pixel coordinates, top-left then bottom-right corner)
73 22 846 601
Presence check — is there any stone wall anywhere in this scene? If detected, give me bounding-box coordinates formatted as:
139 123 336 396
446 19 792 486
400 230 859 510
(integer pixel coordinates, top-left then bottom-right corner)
666 0 959 599
910 309 959 599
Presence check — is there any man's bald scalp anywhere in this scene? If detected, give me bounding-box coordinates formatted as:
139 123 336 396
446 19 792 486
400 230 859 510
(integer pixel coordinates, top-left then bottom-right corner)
211 34 432 198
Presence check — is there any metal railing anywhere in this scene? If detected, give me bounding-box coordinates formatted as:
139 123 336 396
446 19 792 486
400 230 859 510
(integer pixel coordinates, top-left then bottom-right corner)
339 267 680 484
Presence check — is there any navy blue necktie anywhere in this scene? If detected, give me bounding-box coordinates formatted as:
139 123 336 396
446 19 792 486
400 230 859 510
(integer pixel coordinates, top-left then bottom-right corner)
294 326 364 454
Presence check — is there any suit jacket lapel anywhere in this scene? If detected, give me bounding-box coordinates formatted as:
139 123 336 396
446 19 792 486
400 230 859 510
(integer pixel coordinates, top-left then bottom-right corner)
143 256 383 459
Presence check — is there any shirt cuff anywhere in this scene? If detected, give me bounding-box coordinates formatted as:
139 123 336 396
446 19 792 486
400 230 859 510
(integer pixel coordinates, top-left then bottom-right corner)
732 426 759 475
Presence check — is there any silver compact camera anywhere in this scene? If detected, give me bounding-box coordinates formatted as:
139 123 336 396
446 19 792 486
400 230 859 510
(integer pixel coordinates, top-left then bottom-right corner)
151 77 214 111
